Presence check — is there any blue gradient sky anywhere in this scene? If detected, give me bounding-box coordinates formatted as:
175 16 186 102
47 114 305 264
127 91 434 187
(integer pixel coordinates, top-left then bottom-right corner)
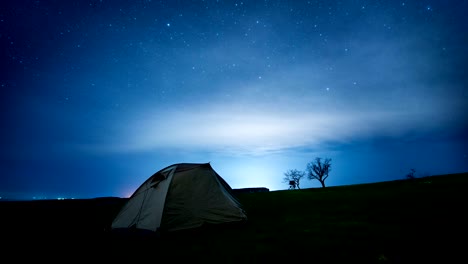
1 0 467 200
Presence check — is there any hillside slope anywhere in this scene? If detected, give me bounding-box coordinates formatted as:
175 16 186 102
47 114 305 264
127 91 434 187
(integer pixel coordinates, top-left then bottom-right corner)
1 173 467 263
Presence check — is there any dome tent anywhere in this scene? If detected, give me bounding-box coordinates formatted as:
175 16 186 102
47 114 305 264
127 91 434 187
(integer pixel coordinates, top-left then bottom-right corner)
111 163 247 234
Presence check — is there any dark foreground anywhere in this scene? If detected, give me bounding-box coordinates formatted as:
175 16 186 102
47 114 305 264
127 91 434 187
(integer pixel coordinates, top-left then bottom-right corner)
1 173 467 263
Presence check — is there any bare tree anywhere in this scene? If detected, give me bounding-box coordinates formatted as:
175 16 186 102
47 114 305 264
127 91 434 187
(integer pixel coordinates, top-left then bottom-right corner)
283 169 305 190
306 157 332 188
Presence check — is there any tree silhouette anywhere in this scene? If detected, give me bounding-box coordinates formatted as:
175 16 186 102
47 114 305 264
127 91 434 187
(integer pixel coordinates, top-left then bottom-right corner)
283 169 305 190
306 157 332 188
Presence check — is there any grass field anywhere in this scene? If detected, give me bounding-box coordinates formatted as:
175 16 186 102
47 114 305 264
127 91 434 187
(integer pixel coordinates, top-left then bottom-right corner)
1 173 467 263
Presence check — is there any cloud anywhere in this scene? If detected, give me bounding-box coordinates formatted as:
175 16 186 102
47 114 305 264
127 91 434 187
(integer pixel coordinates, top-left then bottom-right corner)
107 100 439 156
78 29 466 157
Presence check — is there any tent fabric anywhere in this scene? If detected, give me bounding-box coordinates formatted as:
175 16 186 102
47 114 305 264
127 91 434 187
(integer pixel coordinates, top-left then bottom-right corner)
111 163 247 233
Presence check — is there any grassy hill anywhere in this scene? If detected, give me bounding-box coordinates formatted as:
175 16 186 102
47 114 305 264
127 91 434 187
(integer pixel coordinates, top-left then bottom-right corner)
1 173 467 263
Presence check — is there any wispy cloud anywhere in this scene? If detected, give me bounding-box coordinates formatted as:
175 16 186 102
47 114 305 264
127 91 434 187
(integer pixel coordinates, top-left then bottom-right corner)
109 101 438 156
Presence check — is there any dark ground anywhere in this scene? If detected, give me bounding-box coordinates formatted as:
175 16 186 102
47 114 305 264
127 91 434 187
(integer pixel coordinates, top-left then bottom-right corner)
1 173 467 263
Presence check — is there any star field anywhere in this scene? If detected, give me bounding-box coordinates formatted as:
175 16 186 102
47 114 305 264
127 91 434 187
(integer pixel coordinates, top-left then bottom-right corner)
1 0 467 200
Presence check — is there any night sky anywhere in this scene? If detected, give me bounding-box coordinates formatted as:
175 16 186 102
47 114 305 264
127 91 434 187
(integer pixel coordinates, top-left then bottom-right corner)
1 0 467 200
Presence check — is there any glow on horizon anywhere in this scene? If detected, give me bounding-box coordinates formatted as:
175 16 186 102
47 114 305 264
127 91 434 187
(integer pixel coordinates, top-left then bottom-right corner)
1 1 467 200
